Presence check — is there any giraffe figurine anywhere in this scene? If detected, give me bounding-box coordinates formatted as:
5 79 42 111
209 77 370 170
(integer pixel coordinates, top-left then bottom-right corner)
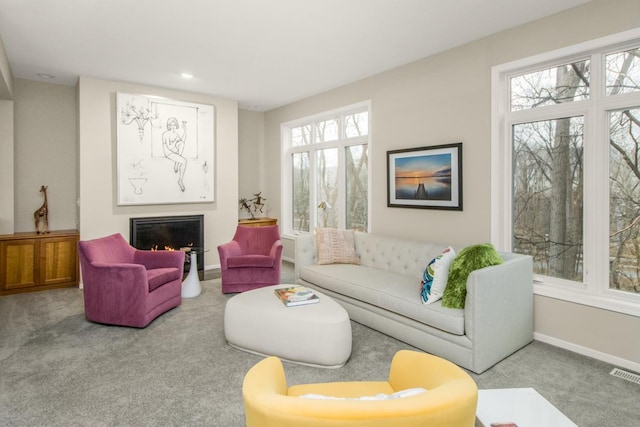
34 185 49 234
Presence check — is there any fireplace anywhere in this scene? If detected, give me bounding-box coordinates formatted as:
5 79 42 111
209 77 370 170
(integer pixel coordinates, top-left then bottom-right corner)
129 215 204 273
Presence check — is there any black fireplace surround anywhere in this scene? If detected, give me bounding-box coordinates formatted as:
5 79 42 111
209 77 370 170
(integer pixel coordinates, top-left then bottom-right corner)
129 215 204 273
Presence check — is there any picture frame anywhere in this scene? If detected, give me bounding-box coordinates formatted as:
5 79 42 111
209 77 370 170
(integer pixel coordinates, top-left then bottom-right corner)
116 92 215 206
387 142 462 210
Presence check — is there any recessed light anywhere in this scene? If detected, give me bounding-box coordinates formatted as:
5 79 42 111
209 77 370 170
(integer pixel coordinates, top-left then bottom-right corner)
180 73 193 79
36 73 55 79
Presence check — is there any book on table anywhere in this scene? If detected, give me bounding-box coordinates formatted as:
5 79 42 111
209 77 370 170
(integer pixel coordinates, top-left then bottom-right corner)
274 286 320 307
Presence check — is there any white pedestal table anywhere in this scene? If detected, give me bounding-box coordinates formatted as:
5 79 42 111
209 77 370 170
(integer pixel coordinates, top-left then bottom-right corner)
181 248 208 298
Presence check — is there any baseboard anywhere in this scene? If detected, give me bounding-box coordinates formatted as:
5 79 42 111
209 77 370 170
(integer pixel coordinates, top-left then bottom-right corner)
534 332 640 374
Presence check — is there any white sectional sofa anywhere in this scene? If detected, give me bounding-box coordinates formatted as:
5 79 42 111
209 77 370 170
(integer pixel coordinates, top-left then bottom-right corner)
295 232 534 374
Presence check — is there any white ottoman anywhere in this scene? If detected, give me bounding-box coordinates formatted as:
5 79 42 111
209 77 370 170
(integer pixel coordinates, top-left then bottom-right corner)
224 284 352 368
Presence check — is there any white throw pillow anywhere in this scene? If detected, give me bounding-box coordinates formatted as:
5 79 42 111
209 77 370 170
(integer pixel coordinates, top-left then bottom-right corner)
420 246 456 304
315 228 360 265
299 388 427 401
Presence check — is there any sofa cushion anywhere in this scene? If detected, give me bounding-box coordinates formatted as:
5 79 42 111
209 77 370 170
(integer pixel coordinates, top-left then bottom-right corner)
300 264 464 335
354 232 448 278
316 228 360 265
442 243 504 309
420 246 456 304
147 267 182 292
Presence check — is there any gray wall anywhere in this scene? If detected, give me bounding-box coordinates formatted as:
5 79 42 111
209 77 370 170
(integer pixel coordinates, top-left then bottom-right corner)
0 100 13 234
13 79 77 232
238 109 266 219
0 35 13 234
256 0 640 370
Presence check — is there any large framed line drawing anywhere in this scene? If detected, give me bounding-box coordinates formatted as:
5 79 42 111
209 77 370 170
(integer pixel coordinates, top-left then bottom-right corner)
387 142 462 210
116 92 215 205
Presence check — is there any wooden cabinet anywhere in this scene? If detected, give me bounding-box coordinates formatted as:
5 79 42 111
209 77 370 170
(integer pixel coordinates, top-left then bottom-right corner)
0 230 79 295
238 218 278 227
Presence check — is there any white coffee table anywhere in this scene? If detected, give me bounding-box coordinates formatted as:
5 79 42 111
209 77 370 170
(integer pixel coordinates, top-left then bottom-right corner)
475 388 576 427
224 284 352 368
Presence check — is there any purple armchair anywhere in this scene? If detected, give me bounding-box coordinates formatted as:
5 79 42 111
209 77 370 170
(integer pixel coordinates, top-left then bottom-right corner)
218 225 283 293
78 233 184 328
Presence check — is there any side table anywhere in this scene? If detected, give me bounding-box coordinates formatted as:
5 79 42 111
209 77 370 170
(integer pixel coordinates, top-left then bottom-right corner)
475 388 576 427
238 218 277 227
182 248 208 298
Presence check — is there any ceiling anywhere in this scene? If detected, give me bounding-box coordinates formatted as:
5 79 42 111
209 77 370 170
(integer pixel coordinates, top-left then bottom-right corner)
0 0 592 111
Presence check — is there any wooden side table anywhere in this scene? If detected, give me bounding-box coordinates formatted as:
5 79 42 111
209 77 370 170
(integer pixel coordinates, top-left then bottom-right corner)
238 218 277 227
0 229 79 295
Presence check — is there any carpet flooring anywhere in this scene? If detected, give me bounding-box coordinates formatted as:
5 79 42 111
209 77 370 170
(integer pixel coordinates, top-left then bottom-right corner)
1 262 638 426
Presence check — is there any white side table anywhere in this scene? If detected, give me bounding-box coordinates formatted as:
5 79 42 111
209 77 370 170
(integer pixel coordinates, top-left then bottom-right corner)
181 249 207 298
475 388 576 427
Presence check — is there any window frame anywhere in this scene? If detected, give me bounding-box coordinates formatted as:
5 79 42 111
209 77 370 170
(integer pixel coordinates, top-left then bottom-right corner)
491 28 640 317
281 101 372 238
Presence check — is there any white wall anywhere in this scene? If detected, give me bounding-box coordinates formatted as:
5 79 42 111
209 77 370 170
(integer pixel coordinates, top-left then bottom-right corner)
13 79 77 232
260 0 640 371
77 77 238 269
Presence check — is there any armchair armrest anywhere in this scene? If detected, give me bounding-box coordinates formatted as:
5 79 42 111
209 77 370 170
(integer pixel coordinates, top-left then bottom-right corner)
133 249 185 270
270 240 283 261
217 241 242 270
388 350 475 390
85 262 150 298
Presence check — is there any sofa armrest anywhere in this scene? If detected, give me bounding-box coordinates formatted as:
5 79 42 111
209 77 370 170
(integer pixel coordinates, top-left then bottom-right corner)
464 252 533 373
294 234 317 281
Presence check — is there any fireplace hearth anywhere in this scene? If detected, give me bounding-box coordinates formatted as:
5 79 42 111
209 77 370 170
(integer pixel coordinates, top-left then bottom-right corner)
129 215 204 273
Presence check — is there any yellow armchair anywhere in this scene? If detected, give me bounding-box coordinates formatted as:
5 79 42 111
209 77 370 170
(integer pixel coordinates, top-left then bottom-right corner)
242 349 478 427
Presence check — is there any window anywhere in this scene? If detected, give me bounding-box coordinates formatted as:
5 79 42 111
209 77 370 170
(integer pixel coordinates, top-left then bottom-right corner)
492 29 640 316
282 103 370 235
512 115 585 283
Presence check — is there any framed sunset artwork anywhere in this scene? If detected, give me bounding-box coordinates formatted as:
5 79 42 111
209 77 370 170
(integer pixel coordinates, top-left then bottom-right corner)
387 143 462 210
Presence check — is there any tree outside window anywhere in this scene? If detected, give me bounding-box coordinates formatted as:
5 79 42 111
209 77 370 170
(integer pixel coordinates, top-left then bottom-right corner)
284 105 370 235
506 45 640 296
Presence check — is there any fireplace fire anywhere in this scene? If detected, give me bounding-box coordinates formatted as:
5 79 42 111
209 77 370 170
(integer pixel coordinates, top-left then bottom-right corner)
129 215 204 273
